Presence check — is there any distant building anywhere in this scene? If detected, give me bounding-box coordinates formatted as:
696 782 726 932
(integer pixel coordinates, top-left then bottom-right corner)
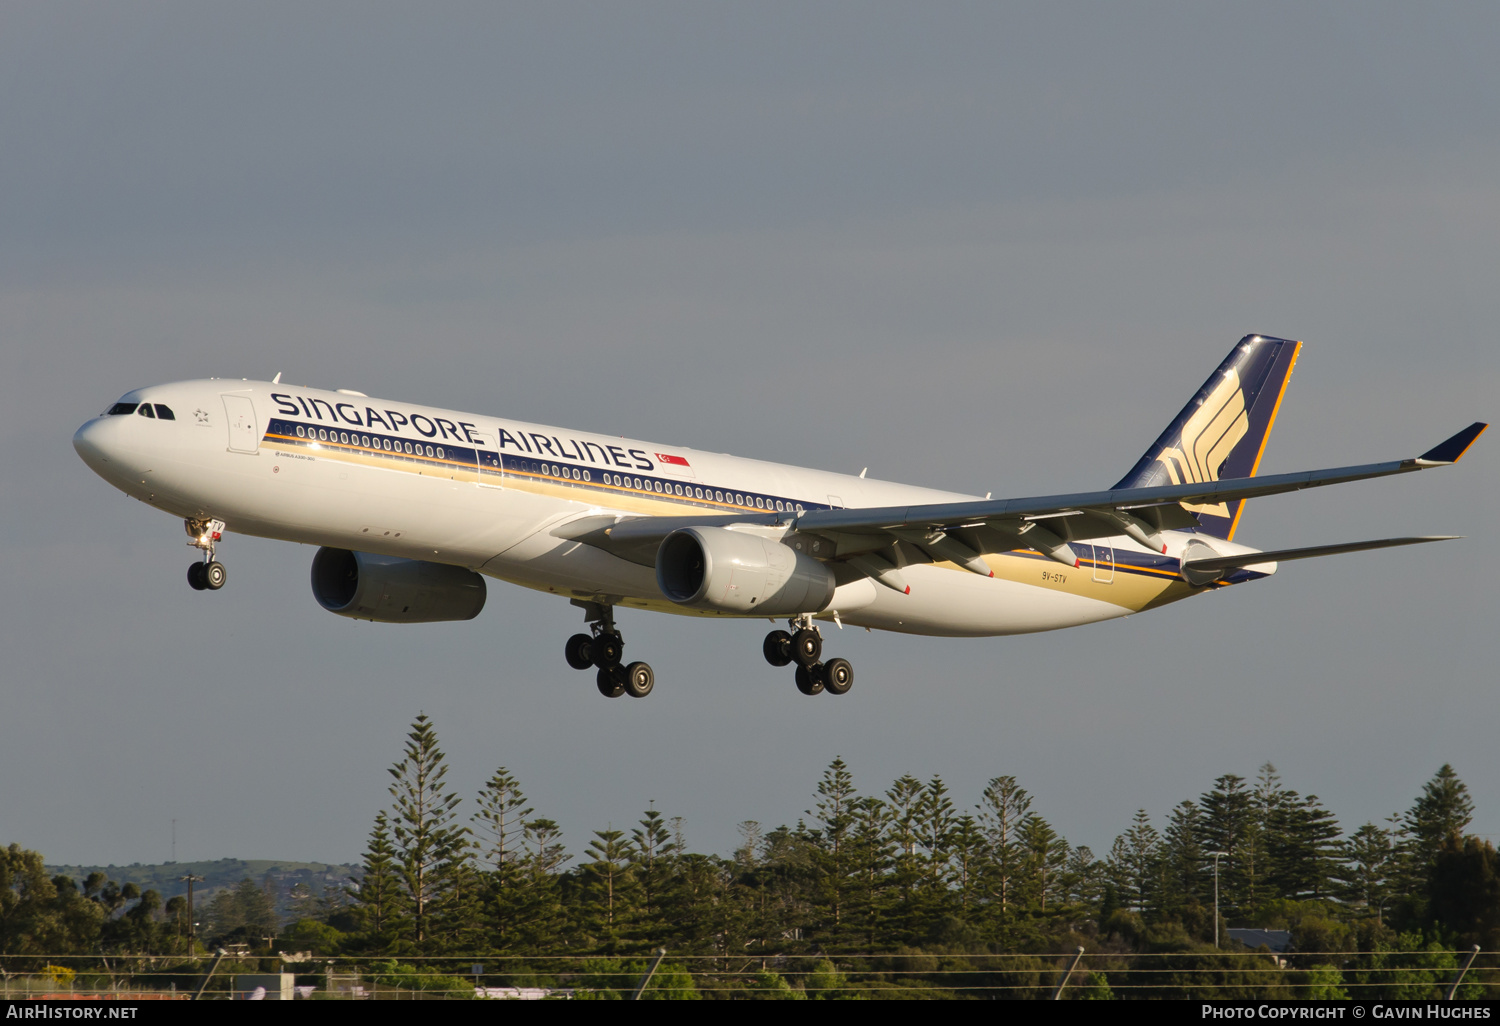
1226 928 1292 952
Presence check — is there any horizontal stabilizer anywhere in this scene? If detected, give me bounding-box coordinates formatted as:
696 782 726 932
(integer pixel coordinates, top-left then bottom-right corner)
1417 422 1488 465
1180 535 1458 575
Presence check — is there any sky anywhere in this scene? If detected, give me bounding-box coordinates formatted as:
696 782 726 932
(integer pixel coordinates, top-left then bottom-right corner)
2 2 1496 870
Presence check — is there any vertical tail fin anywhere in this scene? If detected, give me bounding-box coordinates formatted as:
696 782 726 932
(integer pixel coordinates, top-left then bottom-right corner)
1112 335 1301 540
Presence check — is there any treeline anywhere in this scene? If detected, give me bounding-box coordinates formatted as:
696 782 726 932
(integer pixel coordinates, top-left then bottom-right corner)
3 712 1498 997
330 715 1499 961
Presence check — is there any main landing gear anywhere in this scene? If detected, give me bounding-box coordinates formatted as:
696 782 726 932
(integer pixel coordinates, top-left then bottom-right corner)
565 600 654 699
763 617 853 697
184 518 228 592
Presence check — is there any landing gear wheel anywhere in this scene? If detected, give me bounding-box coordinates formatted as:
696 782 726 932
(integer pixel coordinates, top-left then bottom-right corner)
791 628 822 667
596 665 626 698
187 563 207 591
565 634 595 670
203 561 227 590
592 633 624 668
763 630 793 667
795 663 826 696
623 662 654 698
823 657 853 695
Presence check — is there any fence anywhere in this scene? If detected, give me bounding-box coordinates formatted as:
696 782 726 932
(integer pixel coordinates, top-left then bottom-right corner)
0 950 1492 1000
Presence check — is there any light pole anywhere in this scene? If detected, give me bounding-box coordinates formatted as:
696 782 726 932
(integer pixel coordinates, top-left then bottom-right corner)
1208 852 1229 948
177 874 205 954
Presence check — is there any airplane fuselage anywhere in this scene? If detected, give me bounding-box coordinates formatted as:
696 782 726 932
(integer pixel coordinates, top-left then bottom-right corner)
73 379 1256 637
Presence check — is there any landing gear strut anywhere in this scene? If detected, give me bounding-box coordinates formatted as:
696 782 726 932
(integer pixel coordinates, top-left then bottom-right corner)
184 518 227 592
566 600 654 698
765 617 853 696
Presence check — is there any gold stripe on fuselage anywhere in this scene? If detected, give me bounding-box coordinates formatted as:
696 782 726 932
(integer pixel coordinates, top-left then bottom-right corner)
266 431 1211 612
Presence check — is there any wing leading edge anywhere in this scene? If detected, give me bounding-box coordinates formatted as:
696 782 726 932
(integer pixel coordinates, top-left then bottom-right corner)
562 422 1486 579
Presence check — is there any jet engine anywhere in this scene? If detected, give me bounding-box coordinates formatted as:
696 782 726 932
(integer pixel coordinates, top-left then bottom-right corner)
656 527 836 616
311 547 487 623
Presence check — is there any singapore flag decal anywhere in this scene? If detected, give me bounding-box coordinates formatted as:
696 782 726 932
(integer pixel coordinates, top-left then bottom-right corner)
655 453 690 467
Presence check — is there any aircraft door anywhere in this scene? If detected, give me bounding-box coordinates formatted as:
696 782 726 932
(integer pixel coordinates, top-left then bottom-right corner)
222 394 260 453
1092 542 1115 584
477 447 503 488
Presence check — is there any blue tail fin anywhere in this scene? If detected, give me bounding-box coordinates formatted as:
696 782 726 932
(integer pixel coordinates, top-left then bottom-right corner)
1113 335 1301 540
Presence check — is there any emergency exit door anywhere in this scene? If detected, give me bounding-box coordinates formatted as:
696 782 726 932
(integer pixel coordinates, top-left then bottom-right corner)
222 394 260 453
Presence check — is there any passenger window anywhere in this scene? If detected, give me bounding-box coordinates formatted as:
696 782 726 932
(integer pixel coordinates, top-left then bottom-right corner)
296 426 305 437
138 404 156 418
107 402 137 416
154 404 175 420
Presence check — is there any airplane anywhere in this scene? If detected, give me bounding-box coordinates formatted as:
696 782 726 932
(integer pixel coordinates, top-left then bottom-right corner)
72 335 1485 699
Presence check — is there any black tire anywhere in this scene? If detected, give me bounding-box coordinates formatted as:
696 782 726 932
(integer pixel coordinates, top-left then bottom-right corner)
565 633 594 670
203 561 227 590
763 630 793 667
823 657 853 695
795 663 825 696
596 666 626 698
187 563 207 591
592 633 624 668
623 661 654 698
791 628 822 667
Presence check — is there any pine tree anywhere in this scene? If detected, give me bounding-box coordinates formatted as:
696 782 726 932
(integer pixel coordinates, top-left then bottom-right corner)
631 806 679 943
976 776 1032 922
885 774 925 912
1404 765 1475 866
1338 822 1396 924
917 776 958 897
583 829 637 949
518 818 570 948
1061 845 1102 912
1200 774 1255 913
1116 810 1162 914
386 713 471 948
846 796 893 948
471 767 532 949
948 814 986 914
1265 793 1342 900
808 757 858 932
1016 814 1069 913
1160 801 1206 924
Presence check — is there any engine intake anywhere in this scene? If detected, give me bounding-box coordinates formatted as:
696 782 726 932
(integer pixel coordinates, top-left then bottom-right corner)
657 527 835 615
311 547 487 623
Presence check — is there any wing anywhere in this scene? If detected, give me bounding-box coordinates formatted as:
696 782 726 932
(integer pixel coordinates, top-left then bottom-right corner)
560 423 1486 586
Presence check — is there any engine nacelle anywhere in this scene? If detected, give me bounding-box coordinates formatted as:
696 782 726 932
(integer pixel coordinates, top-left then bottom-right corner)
657 527 836 615
311 547 487 623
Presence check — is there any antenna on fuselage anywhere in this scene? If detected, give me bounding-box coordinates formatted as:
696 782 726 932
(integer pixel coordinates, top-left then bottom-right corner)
272 372 282 384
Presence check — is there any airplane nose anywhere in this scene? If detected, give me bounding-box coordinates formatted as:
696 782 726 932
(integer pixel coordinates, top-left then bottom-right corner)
73 417 117 469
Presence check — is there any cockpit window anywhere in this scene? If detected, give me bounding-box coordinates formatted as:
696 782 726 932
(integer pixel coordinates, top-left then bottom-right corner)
137 403 156 419
107 402 138 416
154 404 175 420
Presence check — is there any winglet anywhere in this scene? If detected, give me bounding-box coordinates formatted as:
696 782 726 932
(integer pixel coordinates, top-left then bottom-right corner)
1417 422 1488 465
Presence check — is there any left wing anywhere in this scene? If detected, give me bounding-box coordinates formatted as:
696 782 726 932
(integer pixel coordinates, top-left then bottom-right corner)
560 423 1486 583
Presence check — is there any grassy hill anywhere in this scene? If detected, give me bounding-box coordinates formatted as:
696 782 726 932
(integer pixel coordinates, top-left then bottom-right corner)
46 859 360 922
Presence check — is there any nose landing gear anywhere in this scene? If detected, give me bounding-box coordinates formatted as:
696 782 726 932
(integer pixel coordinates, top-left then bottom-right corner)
567 600 655 698
185 519 227 592
765 618 853 696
